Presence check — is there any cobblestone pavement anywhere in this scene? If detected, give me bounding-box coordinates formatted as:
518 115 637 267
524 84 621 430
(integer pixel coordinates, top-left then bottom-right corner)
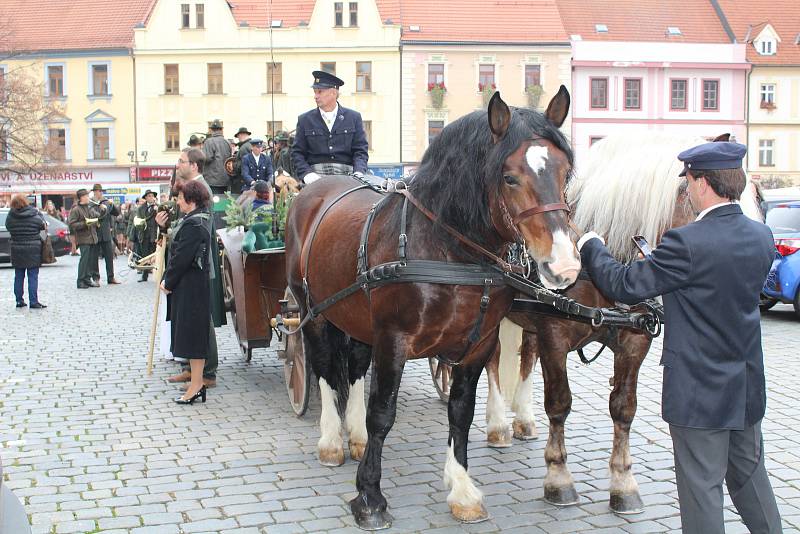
1 255 799 534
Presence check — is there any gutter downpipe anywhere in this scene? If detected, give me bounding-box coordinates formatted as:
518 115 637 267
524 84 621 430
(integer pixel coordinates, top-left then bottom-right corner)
399 38 403 167
132 49 140 184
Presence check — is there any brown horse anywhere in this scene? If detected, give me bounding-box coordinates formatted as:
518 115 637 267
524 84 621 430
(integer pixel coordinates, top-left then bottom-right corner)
285 90 580 529
483 131 765 514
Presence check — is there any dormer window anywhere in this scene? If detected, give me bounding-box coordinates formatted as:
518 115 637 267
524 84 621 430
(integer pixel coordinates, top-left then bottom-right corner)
759 39 776 55
595 24 608 33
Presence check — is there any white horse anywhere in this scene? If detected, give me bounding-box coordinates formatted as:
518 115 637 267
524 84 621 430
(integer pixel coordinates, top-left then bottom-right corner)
485 131 763 513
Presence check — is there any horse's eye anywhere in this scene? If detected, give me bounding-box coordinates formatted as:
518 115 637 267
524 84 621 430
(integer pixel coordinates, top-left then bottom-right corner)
503 175 519 186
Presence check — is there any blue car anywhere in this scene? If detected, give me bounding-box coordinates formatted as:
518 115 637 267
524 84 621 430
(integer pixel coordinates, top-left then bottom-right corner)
761 201 800 318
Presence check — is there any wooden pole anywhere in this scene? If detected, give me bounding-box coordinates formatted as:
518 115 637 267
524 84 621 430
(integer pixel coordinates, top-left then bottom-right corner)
146 238 167 375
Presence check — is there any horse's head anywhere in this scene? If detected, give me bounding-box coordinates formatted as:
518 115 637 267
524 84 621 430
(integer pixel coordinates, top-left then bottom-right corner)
487 88 580 290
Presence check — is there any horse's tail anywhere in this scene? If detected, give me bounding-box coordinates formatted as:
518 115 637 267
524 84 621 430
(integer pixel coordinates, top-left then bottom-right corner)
497 318 523 406
332 334 351 418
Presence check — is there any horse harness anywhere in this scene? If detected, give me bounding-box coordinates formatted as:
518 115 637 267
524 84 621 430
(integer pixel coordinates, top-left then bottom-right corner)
275 176 663 360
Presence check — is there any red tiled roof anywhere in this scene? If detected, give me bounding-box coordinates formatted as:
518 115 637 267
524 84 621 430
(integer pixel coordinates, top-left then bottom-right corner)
556 0 731 43
383 0 568 44
228 0 316 28
716 0 800 65
0 0 156 52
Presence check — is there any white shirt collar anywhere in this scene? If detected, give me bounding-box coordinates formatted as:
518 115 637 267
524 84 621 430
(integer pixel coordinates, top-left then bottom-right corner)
319 104 339 129
695 201 735 221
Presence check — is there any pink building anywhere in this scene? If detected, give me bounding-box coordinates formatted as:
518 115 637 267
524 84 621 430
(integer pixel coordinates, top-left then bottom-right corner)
557 0 750 167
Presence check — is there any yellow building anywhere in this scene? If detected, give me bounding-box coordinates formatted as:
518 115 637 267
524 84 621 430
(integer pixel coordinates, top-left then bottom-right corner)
395 1 572 164
0 1 151 208
719 1 800 187
134 0 402 170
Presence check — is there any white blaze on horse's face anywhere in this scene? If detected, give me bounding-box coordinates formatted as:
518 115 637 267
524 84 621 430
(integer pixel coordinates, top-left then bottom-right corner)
525 146 549 176
536 229 581 290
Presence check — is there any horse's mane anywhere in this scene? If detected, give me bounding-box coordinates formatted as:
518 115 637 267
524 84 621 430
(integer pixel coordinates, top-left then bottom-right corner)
567 132 706 263
569 132 764 263
408 107 573 246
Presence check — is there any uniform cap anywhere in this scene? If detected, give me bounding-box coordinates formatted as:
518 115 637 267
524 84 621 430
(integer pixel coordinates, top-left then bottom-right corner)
677 142 747 177
311 70 344 89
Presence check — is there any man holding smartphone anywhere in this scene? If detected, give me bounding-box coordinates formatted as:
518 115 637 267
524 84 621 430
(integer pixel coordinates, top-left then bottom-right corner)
577 142 782 534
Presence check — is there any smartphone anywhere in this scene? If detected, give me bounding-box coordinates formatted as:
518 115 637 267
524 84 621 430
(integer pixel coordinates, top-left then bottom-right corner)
631 235 653 256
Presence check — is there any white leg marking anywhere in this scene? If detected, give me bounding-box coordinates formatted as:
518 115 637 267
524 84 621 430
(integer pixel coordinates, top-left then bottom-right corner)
345 378 367 445
318 378 343 453
443 443 483 508
486 376 508 439
512 373 535 424
525 145 549 175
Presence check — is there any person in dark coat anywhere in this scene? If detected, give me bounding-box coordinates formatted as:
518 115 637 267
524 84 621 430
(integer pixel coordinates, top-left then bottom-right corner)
578 142 782 534
88 184 121 285
241 139 273 191
6 195 46 308
134 191 158 282
161 179 212 405
67 189 101 289
203 119 232 194
291 70 369 184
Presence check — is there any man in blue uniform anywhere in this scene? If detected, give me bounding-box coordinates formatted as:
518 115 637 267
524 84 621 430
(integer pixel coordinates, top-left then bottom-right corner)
291 70 369 184
578 142 782 534
241 139 272 192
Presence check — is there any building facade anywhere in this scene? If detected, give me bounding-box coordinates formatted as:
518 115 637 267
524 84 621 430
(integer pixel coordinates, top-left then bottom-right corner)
133 0 402 171
395 0 571 164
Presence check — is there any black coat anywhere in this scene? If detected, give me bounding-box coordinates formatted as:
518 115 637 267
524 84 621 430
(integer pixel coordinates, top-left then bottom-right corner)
580 204 775 430
291 104 369 179
6 206 45 269
164 209 211 358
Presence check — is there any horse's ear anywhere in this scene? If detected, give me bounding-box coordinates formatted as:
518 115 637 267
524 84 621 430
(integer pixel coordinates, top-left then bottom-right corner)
488 91 511 142
712 133 730 142
545 85 570 128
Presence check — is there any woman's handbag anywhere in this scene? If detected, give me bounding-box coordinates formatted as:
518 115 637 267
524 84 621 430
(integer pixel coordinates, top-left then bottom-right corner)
40 229 56 264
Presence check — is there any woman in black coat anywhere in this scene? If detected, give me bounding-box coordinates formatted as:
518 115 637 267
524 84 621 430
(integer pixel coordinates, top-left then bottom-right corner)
160 179 212 404
6 195 46 309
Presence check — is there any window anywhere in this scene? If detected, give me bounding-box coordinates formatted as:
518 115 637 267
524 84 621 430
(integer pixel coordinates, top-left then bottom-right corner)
195 4 204 28
334 2 343 27
267 121 282 138
0 66 6 103
165 122 180 151
47 128 66 160
590 77 608 109
702 79 719 111
525 65 541 90
47 65 64 97
181 4 190 28
624 78 641 110
91 64 108 96
92 128 110 160
349 2 358 26
428 64 444 86
759 40 774 55
760 83 775 105
207 63 223 94
267 62 282 93
478 64 495 90
671 79 687 110
589 136 604 147
164 64 179 94
320 62 336 75
356 62 371 92
363 120 372 148
0 129 9 161
759 139 774 167
428 120 444 145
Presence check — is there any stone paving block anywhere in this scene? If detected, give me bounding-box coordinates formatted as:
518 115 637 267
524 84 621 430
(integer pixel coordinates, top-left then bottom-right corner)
181 518 240 533
54 520 97 533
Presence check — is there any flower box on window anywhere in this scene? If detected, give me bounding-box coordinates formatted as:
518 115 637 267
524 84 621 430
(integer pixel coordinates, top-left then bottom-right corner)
427 82 446 109
479 82 497 107
760 100 776 110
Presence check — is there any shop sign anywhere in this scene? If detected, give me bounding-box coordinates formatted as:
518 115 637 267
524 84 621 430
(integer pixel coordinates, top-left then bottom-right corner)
368 165 405 179
0 167 130 185
133 166 175 182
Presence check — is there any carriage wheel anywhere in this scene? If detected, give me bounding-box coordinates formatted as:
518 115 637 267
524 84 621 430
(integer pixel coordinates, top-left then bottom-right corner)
282 288 311 417
429 357 453 403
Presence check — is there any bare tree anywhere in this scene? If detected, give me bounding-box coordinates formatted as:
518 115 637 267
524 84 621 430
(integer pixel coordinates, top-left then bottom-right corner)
0 19 65 177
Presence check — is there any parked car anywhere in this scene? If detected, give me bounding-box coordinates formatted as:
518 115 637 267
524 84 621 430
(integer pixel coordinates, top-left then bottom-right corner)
0 208 71 264
761 201 800 318
760 186 800 215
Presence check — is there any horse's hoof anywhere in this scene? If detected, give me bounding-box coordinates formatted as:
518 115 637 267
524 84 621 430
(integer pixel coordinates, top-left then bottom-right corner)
487 428 512 448
350 497 392 531
350 441 366 462
450 502 489 523
318 447 345 467
512 420 538 440
544 485 580 506
609 491 644 515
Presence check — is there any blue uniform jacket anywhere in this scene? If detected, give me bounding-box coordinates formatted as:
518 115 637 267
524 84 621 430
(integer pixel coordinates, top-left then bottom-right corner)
580 204 774 430
241 152 273 191
291 104 369 179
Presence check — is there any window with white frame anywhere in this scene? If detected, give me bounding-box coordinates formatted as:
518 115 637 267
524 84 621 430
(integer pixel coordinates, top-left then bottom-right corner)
760 83 775 105
195 4 204 28
624 78 641 110
702 80 719 111
46 127 67 160
349 2 358 26
670 79 687 110
181 4 190 28
0 127 9 161
89 63 110 96
47 64 65 97
428 120 444 145
92 128 110 160
0 65 6 105
759 139 774 166
759 39 775 55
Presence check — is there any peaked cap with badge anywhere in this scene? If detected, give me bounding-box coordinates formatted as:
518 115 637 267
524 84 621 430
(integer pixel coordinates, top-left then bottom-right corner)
311 70 344 89
677 142 747 176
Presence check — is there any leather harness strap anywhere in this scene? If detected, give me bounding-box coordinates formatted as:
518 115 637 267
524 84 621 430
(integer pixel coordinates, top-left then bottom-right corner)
513 202 571 224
